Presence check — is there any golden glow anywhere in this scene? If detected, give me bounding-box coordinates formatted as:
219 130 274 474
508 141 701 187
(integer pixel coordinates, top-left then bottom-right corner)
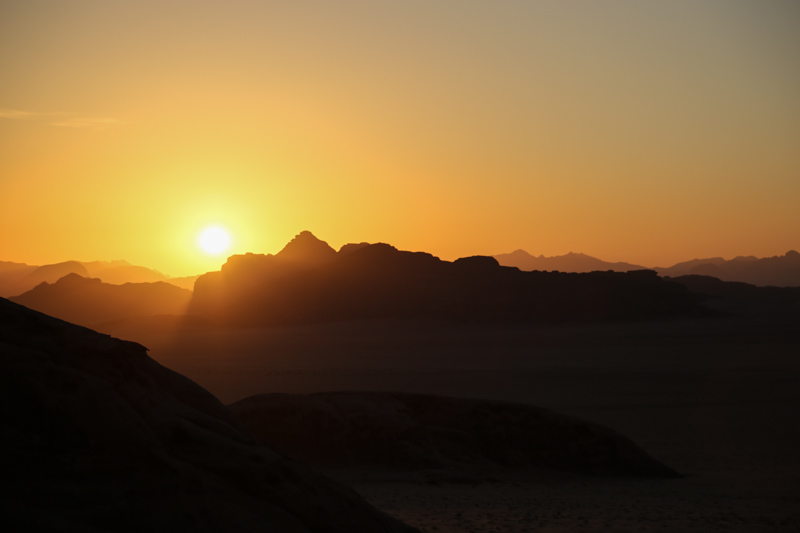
198 226 231 255
1 3 798 275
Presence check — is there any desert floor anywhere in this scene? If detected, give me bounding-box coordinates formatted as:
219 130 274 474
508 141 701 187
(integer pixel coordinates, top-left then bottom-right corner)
107 312 800 532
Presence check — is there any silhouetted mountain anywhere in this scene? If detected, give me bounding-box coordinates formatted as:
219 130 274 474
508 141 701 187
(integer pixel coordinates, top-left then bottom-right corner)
1 259 198 296
656 251 800 287
277 229 338 265
0 298 414 532
0 260 90 297
494 249 647 273
230 391 679 479
10 274 192 329
189 232 703 326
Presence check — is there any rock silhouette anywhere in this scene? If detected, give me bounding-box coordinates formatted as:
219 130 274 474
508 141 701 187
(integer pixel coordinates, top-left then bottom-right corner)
229 392 680 478
0 297 415 532
189 232 704 326
10 273 192 329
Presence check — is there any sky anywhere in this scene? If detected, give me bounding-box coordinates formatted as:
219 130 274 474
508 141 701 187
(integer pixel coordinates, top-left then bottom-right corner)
1 0 798 276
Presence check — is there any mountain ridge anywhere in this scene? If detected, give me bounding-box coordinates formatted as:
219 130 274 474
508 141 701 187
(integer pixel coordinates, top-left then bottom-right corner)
189 231 704 326
9 273 193 329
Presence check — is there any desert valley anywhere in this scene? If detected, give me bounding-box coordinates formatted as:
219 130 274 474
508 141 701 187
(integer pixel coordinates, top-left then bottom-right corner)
3 3 798 530
2 232 799 532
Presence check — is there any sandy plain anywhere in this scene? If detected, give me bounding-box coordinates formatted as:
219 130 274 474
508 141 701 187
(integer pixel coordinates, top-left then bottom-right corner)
106 311 800 532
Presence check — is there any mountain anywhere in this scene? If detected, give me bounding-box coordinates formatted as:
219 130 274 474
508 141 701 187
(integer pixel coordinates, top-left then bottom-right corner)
493 250 647 273
276 229 338 265
189 232 703 326
0 297 414 532
10 274 192 329
1 260 90 297
0 259 198 296
655 251 800 287
230 391 679 479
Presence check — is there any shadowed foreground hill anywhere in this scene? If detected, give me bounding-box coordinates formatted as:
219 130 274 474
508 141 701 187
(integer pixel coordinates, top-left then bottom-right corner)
10 273 192 329
190 232 703 326
230 392 680 479
0 298 415 533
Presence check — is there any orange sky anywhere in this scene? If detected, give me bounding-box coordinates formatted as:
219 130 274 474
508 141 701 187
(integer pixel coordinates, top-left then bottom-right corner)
1 1 798 276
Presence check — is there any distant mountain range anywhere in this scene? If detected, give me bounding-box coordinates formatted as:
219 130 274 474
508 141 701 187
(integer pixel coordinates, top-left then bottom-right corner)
493 250 800 287
9 273 192 329
653 251 800 287
493 250 647 273
5 233 798 329
0 259 197 297
189 231 703 326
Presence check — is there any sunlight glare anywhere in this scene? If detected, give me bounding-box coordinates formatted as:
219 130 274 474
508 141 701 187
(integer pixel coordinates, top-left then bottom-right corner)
199 226 231 255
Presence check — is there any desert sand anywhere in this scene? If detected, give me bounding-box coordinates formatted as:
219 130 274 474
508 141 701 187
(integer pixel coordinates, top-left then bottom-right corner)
105 312 800 532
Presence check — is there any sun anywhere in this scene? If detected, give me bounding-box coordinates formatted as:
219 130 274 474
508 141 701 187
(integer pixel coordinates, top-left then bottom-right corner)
198 226 231 255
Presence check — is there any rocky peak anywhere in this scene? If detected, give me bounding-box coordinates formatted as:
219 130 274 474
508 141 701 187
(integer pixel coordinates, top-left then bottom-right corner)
276 231 337 265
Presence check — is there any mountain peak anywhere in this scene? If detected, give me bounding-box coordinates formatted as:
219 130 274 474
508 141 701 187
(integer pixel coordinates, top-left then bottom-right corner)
276 231 337 265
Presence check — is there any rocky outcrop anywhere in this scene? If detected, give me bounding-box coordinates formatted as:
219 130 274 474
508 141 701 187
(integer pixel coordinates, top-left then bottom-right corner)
10 273 192 328
276 230 338 265
0 298 415 532
189 233 704 326
229 392 680 478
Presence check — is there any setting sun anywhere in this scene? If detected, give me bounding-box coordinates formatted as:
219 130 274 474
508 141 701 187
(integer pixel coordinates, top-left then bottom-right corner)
199 226 231 255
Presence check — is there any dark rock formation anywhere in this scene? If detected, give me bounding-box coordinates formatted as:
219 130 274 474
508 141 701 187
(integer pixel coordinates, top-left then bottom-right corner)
0 297 415 532
229 392 680 478
189 233 704 326
276 230 337 266
493 249 647 273
10 273 192 329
